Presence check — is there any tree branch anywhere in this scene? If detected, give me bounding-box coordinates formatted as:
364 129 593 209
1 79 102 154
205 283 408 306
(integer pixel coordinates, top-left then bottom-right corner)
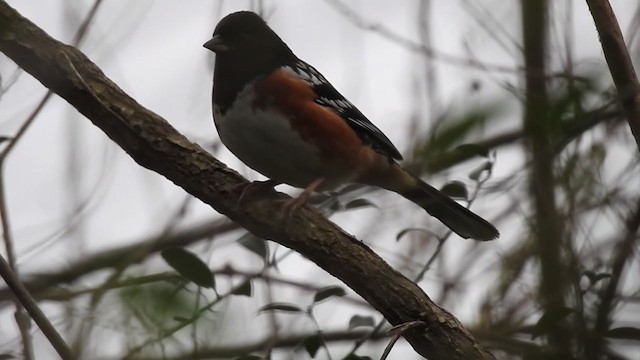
521 0 570 352
0 254 74 359
0 3 494 359
586 0 640 152
590 197 640 356
0 219 236 304
0 102 622 306
127 329 388 360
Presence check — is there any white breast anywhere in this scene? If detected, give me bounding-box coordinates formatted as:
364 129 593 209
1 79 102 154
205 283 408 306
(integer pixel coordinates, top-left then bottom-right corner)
214 84 332 188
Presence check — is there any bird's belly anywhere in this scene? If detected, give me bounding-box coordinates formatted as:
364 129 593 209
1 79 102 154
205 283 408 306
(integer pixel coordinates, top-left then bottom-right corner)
214 104 354 189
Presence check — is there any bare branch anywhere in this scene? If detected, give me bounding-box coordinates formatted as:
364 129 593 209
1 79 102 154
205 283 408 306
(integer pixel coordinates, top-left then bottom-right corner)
126 329 388 360
521 0 570 352
586 0 640 151
324 0 519 74
0 255 74 359
0 219 236 304
590 197 640 355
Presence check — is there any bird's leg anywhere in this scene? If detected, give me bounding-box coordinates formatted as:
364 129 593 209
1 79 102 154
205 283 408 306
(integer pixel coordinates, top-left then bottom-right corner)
281 177 325 214
230 179 281 205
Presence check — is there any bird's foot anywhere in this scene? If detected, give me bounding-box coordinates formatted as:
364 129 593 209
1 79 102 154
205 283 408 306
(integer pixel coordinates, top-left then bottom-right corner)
231 179 280 205
279 177 325 219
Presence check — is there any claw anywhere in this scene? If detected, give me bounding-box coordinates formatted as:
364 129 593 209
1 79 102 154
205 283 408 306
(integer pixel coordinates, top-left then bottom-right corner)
231 179 280 205
280 177 325 218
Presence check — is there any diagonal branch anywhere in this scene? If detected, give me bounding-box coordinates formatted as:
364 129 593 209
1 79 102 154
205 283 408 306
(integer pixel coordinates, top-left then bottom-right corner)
128 329 388 360
0 104 622 306
0 254 74 359
0 3 494 359
586 0 640 152
0 218 237 304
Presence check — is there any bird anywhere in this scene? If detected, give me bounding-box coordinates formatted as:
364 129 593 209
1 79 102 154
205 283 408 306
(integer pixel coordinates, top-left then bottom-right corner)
203 11 499 241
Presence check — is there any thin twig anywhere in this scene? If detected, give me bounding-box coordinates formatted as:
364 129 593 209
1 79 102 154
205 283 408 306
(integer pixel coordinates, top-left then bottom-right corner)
0 218 236 304
380 321 427 360
71 0 104 46
324 0 520 74
592 197 640 353
0 255 75 359
0 90 53 360
120 328 387 360
379 332 401 360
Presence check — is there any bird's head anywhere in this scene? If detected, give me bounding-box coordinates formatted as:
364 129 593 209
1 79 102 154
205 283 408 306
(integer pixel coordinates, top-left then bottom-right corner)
204 11 294 67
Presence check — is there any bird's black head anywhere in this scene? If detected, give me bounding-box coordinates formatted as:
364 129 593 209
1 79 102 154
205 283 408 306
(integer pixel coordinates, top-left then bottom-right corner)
204 11 295 66
204 11 296 111
205 12 267 52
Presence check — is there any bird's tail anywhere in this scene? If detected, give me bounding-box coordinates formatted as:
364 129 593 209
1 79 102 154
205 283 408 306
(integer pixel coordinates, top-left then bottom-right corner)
397 174 499 241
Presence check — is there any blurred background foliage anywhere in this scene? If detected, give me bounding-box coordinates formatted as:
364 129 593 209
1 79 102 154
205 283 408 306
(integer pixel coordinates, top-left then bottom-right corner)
1 0 639 359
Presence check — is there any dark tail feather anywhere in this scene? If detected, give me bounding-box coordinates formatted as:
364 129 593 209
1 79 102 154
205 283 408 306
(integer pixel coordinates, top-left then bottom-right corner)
400 179 499 241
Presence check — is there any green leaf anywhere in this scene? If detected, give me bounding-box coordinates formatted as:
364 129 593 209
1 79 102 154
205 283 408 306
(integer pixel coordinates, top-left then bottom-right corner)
531 307 574 339
456 143 490 158
231 280 252 297
160 247 214 289
238 233 269 261
303 334 324 358
344 198 379 210
420 108 493 157
395 228 432 242
440 181 468 200
348 314 375 331
119 282 195 331
313 286 346 303
258 302 303 314
469 161 493 181
605 327 640 340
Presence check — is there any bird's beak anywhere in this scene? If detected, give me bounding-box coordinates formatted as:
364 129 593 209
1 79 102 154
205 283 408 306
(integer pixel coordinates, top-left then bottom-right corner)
203 35 228 53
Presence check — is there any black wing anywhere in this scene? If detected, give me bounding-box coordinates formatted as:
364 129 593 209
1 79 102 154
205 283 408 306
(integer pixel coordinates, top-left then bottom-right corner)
288 61 403 161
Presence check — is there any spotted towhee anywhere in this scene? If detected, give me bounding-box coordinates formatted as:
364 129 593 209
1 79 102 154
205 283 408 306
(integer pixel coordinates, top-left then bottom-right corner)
203 11 498 241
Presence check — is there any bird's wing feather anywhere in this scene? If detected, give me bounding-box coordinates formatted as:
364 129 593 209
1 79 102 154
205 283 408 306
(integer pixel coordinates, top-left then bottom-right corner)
286 61 403 160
